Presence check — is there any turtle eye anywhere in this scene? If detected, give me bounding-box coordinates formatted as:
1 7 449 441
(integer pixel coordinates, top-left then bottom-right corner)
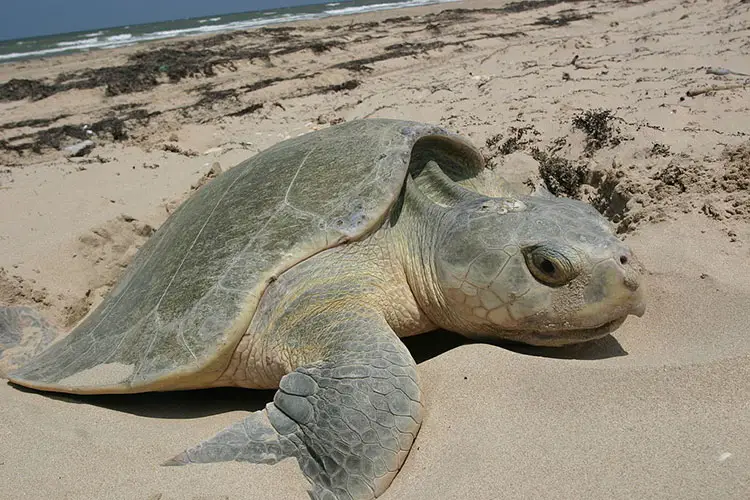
523 246 579 287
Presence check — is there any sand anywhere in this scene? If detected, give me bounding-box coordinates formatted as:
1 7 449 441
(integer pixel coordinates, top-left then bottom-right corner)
1 0 749 498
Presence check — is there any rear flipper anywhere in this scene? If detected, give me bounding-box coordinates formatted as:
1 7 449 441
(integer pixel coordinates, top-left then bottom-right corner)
0 306 61 377
167 320 423 500
164 404 299 466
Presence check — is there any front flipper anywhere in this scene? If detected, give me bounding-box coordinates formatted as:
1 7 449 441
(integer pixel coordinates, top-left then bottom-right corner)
168 316 423 500
0 306 61 377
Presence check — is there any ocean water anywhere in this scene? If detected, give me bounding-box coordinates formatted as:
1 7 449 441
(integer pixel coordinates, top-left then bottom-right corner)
0 0 459 63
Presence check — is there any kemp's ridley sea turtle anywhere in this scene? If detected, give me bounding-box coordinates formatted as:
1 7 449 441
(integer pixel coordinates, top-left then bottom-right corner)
0 119 645 499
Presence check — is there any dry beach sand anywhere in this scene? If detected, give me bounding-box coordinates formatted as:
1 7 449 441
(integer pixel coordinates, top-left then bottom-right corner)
1 0 749 498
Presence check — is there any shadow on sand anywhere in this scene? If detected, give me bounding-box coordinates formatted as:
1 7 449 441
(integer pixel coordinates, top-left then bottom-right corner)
9 331 626 419
403 329 627 363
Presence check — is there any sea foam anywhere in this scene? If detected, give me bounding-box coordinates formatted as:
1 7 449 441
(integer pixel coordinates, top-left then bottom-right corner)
0 0 458 62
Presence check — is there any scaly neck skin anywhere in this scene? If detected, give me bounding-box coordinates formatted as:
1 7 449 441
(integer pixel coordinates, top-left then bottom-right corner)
385 185 453 337
262 204 441 339
353 218 437 338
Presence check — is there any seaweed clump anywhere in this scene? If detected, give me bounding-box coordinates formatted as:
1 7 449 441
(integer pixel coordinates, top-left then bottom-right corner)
534 10 593 27
0 115 70 130
1 108 158 155
531 148 589 198
572 109 621 154
0 79 57 102
649 143 671 157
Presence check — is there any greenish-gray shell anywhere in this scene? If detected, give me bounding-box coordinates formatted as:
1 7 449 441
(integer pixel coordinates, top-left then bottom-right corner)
8 119 482 394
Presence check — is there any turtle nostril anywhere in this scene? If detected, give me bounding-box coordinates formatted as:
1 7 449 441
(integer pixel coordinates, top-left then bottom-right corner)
624 273 640 291
619 255 629 265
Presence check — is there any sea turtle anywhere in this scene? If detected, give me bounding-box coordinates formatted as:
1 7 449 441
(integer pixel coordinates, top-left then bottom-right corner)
0 119 645 499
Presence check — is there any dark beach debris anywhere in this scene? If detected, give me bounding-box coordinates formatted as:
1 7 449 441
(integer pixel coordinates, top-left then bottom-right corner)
424 0 586 21
0 6 570 103
358 40 447 66
0 108 160 155
423 9 491 22
0 139 25 156
486 125 540 156
552 53 605 71
479 31 526 40
531 147 589 198
333 28 525 72
649 143 671 157
239 77 287 93
316 79 360 93
57 64 158 97
35 117 125 152
334 40 448 71
0 78 57 102
384 41 441 52
180 73 319 117
500 0 587 15
0 114 70 130
181 31 244 49
1 46 242 101
294 79 360 100
534 10 593 27
0 5 607 157
238 73 319 94
499 127 533 155
336 61 375 73
226 103 264 117
191 72 317 106
308 40 346 54
193 88 241 109
160 143 199 157
0 37 306 101
485 134 504 149
572 109 622 154
259 26 298 36
349 21 381 31
1 30 357 102
109 47 239 96
382 16 413 24
17 125 87 154
219 79 361 116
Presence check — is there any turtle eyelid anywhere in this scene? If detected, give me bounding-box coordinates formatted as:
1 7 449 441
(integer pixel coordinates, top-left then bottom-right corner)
522 245 579 287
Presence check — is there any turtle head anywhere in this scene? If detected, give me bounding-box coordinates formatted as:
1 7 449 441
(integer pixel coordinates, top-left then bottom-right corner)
431 194 645 346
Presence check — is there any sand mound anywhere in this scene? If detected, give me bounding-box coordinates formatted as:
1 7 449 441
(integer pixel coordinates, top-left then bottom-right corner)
73 214 155 302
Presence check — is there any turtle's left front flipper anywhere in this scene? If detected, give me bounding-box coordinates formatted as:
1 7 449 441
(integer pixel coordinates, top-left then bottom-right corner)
168 314 424 500
0 306 61 377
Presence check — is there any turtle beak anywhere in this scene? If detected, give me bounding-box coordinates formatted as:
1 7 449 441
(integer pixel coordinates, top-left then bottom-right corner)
618 249 646 318
623 274 646 318
631 298 646 318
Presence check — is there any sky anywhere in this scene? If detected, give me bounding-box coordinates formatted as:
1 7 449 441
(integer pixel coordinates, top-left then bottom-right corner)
0 0 333 41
